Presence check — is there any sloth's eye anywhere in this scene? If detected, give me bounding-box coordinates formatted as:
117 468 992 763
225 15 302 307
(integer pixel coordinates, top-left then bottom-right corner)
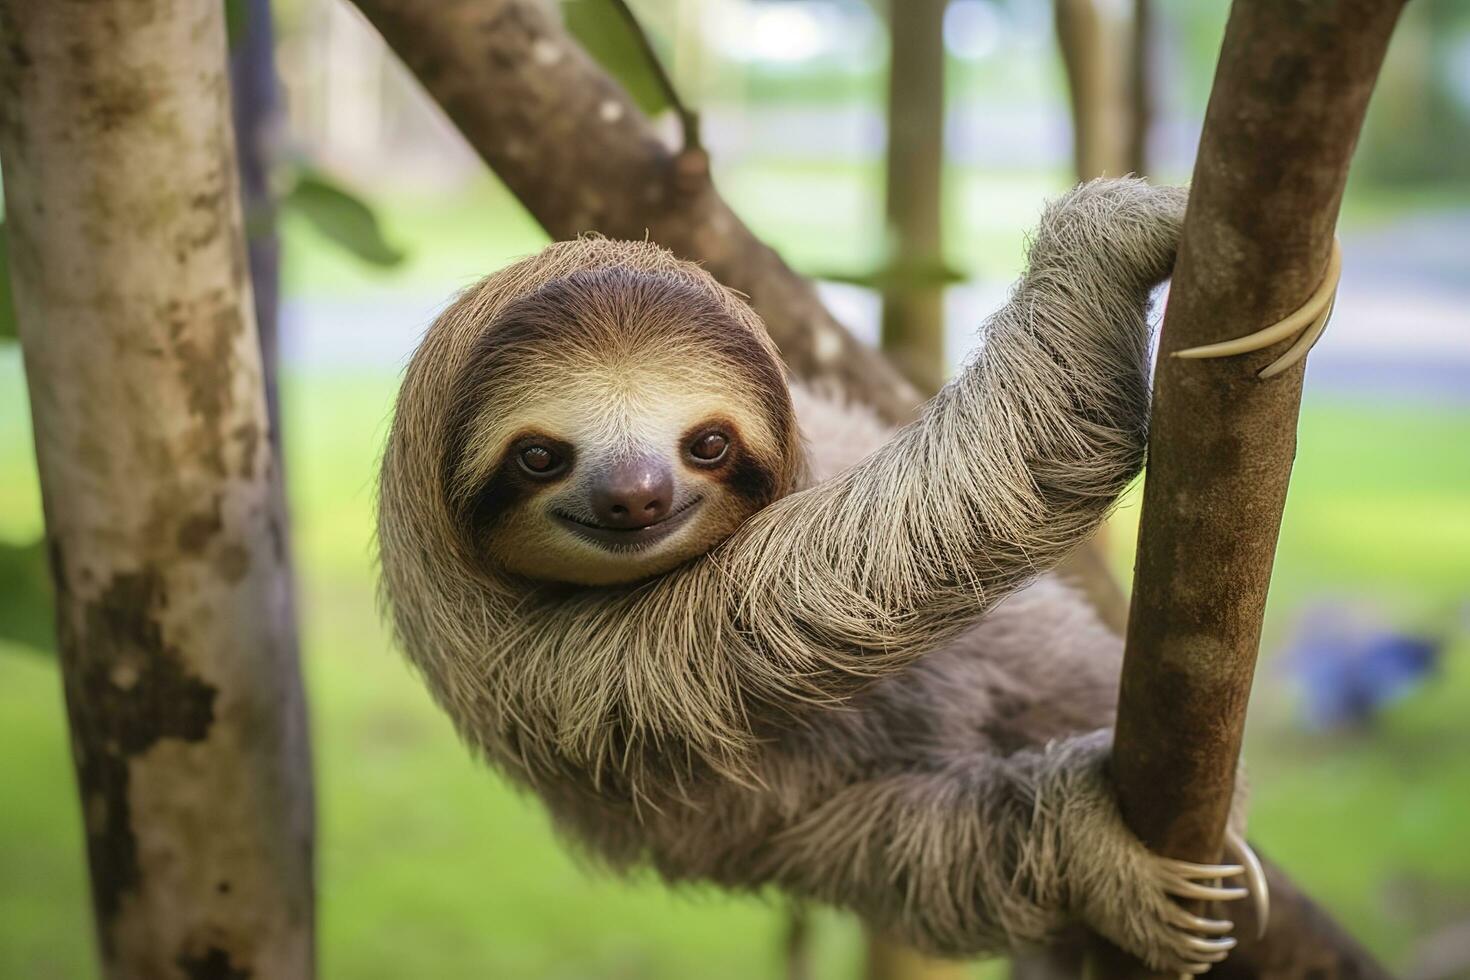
518 444 563 476
689 431 730 464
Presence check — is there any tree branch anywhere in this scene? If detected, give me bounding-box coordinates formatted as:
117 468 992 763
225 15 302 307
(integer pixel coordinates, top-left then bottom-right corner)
350 0 922 426
1095 1 1407 976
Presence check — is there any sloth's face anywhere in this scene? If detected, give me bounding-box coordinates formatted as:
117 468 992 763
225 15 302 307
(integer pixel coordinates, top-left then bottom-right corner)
471 367 791 586
443 266 802 587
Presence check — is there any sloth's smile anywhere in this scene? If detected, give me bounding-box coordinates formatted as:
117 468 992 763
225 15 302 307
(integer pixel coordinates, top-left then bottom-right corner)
553 497 704 551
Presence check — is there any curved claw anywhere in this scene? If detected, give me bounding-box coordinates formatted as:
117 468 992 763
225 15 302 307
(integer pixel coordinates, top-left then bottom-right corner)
1224 829 1271 940
1159 857 1245 879
1165 906 1235 936
1164 878 1250 903
1172 238 1342 379
1186 936 1237 955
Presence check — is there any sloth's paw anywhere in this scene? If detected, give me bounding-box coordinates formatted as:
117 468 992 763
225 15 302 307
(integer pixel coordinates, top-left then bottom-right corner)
1076 840 1253 975
1065 782 1265 975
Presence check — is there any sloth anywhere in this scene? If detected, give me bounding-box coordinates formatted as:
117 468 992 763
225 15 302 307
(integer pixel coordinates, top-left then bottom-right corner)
377 179 1259 972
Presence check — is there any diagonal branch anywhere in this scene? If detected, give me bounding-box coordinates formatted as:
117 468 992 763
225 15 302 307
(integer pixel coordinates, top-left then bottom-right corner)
350 0 922 426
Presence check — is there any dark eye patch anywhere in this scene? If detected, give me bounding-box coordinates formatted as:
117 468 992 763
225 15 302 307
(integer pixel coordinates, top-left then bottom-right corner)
722 454 779 505
461 432 575 537
679 418 778 506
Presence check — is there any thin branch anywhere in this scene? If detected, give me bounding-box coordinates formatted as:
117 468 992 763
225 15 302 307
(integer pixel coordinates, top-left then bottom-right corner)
606 0 700 152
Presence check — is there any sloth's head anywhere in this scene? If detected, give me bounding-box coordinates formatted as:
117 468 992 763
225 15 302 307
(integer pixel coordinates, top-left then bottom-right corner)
440 261 804 586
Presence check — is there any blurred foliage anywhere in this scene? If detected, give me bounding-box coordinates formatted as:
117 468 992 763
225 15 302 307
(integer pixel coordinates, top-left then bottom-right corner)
283 170 405 268
1355 0 1470 184
0 537 53 655
560 0 673 116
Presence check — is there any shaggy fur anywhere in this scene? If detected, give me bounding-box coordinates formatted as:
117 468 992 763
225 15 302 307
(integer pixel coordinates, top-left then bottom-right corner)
378 179 1236 969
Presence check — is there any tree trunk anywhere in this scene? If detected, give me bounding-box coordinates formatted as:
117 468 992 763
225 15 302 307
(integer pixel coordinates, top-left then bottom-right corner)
1125 0 1151 178
0 4 315 978
1053 0 1130 180
349 0 922 426
1093 1 1406 976
880 0 948 394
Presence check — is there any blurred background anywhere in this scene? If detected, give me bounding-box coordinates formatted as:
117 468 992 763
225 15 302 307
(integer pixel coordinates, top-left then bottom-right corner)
2 0 1468 976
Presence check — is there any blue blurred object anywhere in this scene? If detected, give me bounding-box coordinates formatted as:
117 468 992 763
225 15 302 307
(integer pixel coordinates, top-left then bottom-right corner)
1281 605 1446 730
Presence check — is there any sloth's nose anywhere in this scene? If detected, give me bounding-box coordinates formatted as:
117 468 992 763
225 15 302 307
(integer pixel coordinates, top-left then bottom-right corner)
590 456 674 529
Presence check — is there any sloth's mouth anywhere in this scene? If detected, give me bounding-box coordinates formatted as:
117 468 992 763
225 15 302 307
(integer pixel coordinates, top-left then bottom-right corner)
552 497 704 551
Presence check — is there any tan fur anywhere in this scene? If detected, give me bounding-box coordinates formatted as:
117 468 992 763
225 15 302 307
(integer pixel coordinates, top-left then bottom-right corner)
377 180 1241 971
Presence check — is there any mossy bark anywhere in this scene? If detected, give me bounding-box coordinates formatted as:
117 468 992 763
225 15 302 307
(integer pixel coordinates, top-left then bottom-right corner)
0 3 314 977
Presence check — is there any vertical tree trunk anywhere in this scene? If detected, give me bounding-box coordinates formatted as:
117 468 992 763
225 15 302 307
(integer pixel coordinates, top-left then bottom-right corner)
880 0 949 394
1092 1 1406 977
1053 0 1130 180
0 4 315 978
1125 0 1152 178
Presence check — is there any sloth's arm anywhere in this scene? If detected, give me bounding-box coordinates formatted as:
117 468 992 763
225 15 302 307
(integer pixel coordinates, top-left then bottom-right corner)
758 731 1241 973
704 179 1186 707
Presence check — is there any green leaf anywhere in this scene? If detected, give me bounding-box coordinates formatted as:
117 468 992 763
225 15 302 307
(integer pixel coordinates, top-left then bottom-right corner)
0 223 18 343
0 537 55 655
561 0 671 116
282 171 405 268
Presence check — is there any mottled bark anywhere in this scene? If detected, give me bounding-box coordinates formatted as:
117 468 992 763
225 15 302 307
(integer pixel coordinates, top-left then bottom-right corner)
1094 1 1407 977
880 0 949 394
350 0 922 426
0 3 315 978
